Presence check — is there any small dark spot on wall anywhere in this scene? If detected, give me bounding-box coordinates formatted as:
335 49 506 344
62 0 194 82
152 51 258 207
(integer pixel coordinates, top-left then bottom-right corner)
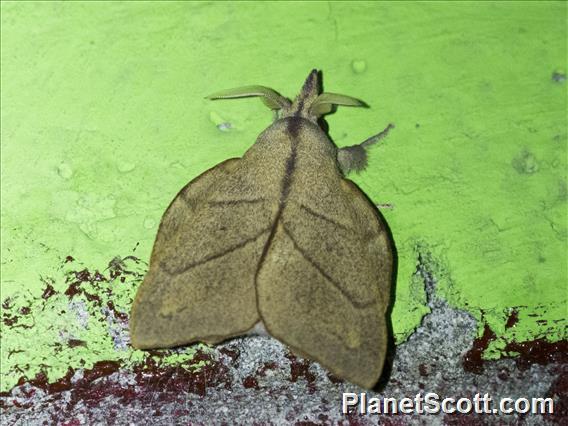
511 150 539 175
497 367 510 381
558 180 567 202
219 347 240 362
242 376 258 389
552 71 566 83
68 339 87 348
504 339 568 371
286 353 316 393
463 324 497 374
505 309 519 329
42 284 56 300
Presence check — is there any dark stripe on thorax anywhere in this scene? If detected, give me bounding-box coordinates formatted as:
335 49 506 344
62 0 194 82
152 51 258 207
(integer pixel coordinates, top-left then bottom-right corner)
286 115 303 138
280 117 301 202
254 118 300 282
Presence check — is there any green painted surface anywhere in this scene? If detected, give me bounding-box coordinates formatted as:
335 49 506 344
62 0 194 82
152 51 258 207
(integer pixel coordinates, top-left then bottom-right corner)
1 1 566 391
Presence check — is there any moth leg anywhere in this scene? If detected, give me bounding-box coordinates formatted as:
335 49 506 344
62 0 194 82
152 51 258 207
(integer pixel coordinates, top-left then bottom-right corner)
337 123 394 174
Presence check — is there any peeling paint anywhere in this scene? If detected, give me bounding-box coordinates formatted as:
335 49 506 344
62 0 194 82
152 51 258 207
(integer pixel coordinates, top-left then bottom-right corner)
0 255 210 393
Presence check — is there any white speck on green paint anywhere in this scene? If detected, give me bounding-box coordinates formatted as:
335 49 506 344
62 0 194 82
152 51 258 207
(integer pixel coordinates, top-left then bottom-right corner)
57 162 73 179
209 111 232 132
351 59 367 74
217 122 233 132
169 161 187 172
143 217 156 229
118 162 136 173
65 194 117 240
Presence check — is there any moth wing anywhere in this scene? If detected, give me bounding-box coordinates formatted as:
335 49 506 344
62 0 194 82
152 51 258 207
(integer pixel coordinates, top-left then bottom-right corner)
257 177 393 389
131 158 276 349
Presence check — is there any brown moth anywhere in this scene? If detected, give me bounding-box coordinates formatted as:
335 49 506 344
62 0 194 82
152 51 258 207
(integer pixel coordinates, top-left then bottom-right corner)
130 70 394 389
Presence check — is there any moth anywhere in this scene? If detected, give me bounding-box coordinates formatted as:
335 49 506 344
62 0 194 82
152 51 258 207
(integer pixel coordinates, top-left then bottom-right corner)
130 70 394 389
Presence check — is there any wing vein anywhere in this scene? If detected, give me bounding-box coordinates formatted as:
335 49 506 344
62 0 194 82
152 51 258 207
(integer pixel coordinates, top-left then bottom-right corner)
282 224 375 309
162 227 271 274
299 203 354 233
207 198 267 206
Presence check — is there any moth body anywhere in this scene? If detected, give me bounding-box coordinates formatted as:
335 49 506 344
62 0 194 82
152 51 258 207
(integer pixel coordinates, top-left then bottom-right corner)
130 70 394 389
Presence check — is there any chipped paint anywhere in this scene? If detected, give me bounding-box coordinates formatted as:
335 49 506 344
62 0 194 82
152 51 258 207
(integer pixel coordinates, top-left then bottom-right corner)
0 256 210 393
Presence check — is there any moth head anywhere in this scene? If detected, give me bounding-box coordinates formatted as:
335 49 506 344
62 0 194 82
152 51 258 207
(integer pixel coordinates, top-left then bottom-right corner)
206 70 368 125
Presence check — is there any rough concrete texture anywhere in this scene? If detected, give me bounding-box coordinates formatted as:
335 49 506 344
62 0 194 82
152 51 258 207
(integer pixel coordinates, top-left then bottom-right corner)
1 258 565 424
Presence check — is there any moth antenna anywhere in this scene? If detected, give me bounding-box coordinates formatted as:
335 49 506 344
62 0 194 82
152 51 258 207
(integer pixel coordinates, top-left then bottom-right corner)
206 85 291 110
310 92 368 118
